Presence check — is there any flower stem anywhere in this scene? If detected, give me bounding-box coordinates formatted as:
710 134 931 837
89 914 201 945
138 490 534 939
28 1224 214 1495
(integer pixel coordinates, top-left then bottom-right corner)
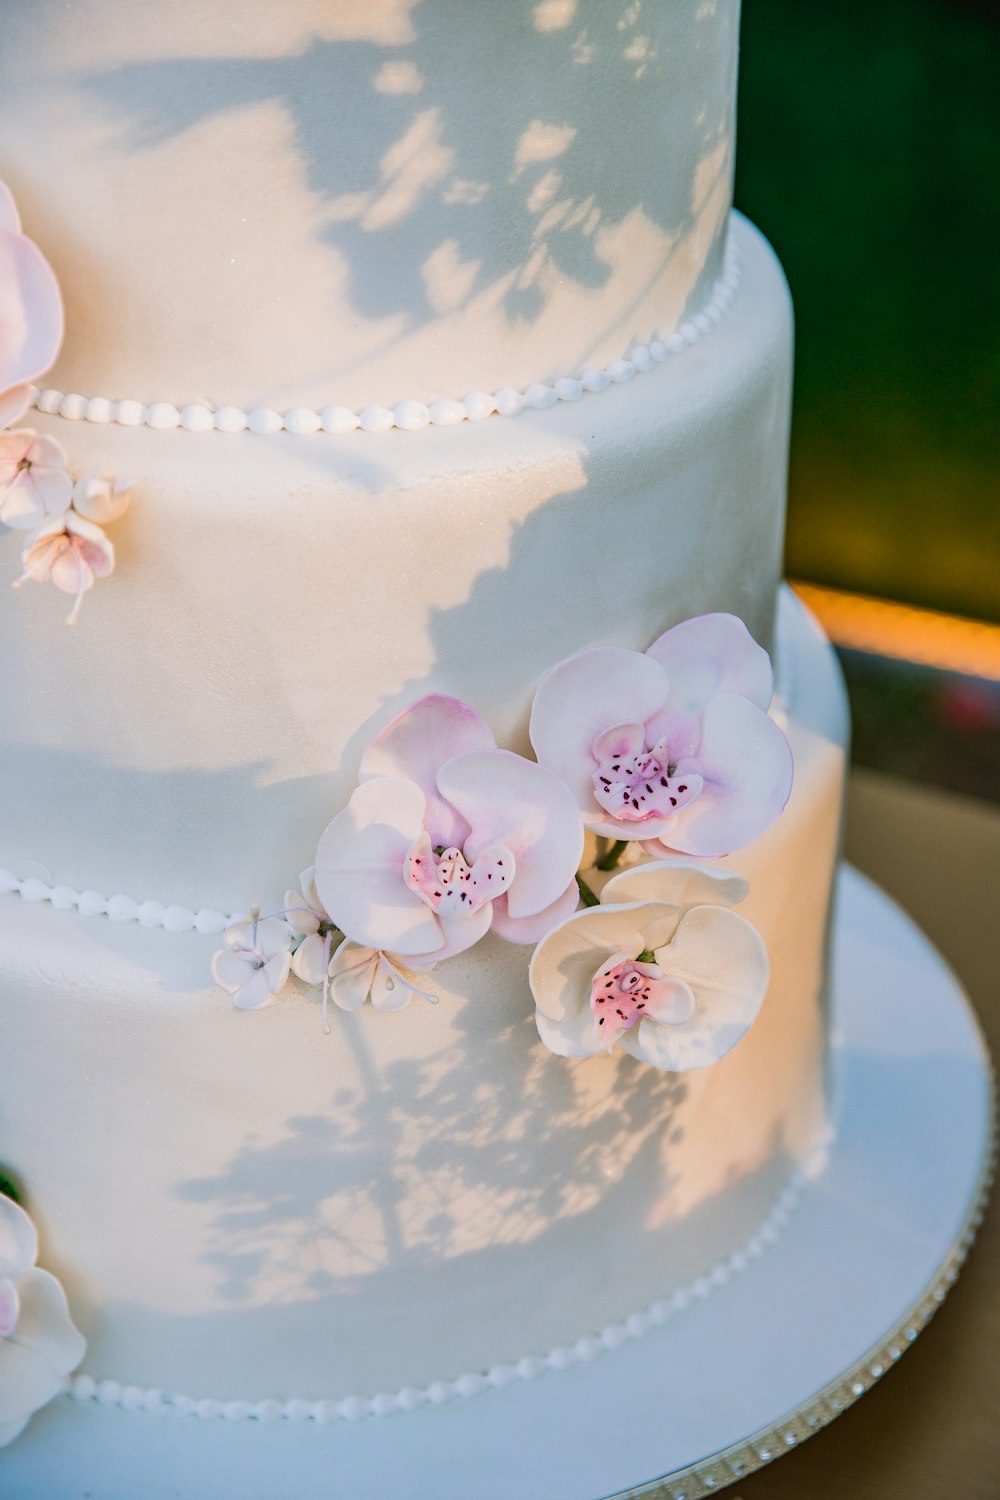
596 839 628 872
575 873 600 908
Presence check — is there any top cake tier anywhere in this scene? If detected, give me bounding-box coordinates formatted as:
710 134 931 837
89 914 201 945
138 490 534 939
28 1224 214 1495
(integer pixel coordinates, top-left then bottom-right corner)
0 0 739 412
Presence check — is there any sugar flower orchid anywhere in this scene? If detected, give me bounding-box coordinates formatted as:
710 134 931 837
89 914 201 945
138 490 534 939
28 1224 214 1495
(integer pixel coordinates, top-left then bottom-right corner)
529 859 768 1070
0 430 71 530
529 614 793 858
13 510 114 626
314 694 584 963
328 940 439 1012
0 1191 86 1449
0 180 64 431
211 917 294 1011
284 867 336 987
70 470 131 527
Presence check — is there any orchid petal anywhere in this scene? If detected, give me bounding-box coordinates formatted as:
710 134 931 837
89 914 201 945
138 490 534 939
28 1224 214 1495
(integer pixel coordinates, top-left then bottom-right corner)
359 694 495 848
534 1003 603 1059
529 647 672 812
591 723 646 764
0 227 64 391
0 384 30 429
0 182 20 233
438 749 584 918
6 1268 85 1372
427 901 494 961
0 1198 37 1282
528 900 681 1022
489 878 580 944
653 695 793 857
601 858 749 911
329 941 378 1011
643 975 697 1025
0 1338 63 1427
646 613 774 714
314 777 443 956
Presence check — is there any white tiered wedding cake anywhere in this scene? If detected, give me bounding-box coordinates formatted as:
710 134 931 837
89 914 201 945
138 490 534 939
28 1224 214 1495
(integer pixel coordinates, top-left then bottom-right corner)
0 2 852 1491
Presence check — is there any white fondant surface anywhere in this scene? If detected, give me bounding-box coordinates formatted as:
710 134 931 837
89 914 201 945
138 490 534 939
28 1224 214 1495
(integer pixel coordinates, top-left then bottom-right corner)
0 593 847 1407
0 0 739 411
0 217 792 913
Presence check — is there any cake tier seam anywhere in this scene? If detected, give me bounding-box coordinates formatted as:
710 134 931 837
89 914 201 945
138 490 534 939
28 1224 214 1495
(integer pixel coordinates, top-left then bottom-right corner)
30 228 740 438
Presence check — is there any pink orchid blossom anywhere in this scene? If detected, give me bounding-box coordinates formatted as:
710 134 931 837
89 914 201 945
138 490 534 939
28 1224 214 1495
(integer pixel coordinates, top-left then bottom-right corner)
529 614 793 858
314 694 584 962
0 179 63 430
0 430 71 530
13 511 114 626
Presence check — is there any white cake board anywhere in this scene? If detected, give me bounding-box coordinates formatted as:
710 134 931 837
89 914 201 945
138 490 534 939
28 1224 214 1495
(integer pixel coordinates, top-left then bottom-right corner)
7 866 993 1500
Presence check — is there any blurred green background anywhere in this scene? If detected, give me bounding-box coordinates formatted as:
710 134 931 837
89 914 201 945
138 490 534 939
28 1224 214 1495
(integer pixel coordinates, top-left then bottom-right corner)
736 0 999 623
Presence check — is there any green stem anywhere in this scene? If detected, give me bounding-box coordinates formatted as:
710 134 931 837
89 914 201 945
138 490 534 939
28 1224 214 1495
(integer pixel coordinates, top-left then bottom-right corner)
596 839 628 872
575 873 600 908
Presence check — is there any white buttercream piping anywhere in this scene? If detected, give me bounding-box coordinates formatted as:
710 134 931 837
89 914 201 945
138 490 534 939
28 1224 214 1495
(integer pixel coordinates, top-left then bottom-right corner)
64 1138 825 1426
30 235 740 438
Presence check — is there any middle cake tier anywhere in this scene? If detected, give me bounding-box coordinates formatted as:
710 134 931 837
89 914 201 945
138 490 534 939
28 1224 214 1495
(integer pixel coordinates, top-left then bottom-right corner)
0 215 791 913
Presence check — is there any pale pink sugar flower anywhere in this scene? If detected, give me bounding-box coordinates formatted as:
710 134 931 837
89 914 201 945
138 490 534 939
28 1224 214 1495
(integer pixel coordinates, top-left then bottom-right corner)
211 917 294 1011
314 694 584 963
0 430 71 530
0 180 64 431
13 511 114 626
328 940 439 1012
529 613 793 859
71 470 131 526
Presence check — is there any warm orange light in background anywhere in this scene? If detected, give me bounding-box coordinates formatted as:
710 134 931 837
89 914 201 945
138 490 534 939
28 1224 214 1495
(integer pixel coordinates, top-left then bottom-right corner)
792 582 1000 684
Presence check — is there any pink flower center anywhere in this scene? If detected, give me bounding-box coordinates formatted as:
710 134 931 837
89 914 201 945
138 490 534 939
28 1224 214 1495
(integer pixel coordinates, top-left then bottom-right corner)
591 957 660 1046
0 1276 19 1338
592 739 701 823
405 832 515 919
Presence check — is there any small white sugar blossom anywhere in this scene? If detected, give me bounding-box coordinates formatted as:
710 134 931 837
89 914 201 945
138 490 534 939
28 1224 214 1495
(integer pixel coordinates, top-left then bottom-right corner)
328 939 438 1012
71 470 131 526
284 867 336 985
0 1192 86 1449
211 917 293 1011
0 430 71 530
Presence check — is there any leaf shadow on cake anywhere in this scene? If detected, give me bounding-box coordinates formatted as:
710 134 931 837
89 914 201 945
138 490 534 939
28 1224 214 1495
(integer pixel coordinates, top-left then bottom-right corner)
68 0 734 398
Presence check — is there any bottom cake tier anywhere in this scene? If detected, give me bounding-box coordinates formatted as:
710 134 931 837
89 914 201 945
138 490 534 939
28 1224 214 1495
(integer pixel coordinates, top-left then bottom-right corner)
0 589 846 1415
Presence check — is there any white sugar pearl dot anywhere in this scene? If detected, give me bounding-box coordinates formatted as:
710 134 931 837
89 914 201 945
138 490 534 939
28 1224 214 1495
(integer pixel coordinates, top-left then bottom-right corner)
141 1389 166 1414
313 1399 339 1424
224 1400 254 1422
96 1379 122 1406
553 377 583 402
36 388 63 415
180 404 214 433
679 322 700 345
607 358 636 383
359 404 394 433
630 345 654 373
163 904 196 934
515 1355 546 1381
0 869 17 894
693 311 712 334
705 302 724 325
338 1396 370 1421
397 1386 424 1411
691 1276 712 1300
649 1299 671 1325
172 1395 198 1417
60 393 88 420
493 387 525 417
393 400 430 431
77 890 107 917
709 1263 729 1288
581 367 611 393
428 398 465 426
285 1399 312 1422
424 1381 452 1405
370 1392 400 1417
573 1335 602 1362
665 332 686 354
214 405 248 434
625 1312 649 1339
253 1399 283 1424
247 407 282 436
137 900 166 928
71 1374 97 1401
147 402 180 430
600 1323 627 1351
487 1365 517 1390
195 908 229 936
116 399 145 426
320 405 360 434
546 1346 574 1371
86 396 113 423
670 1286 692 1312
20 878 51 904
50 884 79 910
107 894 139 923
119 1385 145 1411
284 407 321 436
454 1372 488 1399
649 340 668 362
196 1398 224 1420
463 389 497 421
524 382 556 408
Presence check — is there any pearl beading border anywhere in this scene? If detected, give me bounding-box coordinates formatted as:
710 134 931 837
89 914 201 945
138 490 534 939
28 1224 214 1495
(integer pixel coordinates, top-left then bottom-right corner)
0 867 241 937
62 1146 815 1427
30 236 740 438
